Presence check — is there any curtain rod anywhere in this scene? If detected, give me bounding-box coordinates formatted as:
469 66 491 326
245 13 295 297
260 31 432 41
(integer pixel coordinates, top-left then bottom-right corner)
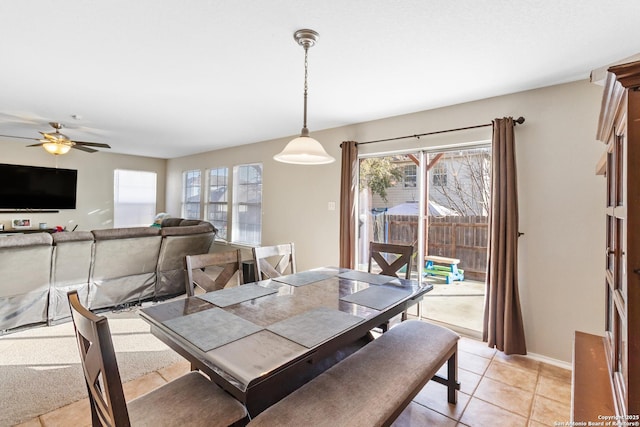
357 116 525 146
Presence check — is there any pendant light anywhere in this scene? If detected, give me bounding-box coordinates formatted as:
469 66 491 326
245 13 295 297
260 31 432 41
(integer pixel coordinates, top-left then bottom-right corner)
274 29 335 165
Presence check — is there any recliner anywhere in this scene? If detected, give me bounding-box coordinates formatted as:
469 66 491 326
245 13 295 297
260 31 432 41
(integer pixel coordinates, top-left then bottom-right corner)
49 231 94 324
0 233 53 332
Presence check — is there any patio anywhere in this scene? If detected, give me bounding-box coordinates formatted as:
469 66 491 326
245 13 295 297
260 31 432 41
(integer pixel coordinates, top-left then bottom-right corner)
419 277 485 339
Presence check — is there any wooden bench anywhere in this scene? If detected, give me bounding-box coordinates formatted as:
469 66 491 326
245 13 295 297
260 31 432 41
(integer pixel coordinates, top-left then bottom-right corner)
247 320 460 427
424 255 464 284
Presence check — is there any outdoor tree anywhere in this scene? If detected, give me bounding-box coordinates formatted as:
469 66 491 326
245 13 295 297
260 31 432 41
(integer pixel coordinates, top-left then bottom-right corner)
359 157 403 202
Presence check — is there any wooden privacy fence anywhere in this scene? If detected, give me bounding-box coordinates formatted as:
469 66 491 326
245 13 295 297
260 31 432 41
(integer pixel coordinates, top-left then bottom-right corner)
376 214 489 281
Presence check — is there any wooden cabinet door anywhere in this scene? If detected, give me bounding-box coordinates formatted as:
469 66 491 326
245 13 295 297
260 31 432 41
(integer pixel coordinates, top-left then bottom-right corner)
602 67 640 417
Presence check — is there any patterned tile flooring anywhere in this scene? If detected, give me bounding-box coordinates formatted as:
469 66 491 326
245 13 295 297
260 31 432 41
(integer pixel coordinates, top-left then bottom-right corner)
16 326 571 427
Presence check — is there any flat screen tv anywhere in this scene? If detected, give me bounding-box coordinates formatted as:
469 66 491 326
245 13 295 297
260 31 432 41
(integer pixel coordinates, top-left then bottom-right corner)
0 163 77 209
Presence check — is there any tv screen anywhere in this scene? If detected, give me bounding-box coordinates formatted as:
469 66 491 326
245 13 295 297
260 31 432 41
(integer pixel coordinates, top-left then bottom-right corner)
0 163 77 209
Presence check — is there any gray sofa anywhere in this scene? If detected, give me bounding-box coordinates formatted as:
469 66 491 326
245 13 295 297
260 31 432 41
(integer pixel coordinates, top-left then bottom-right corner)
0 219 216 334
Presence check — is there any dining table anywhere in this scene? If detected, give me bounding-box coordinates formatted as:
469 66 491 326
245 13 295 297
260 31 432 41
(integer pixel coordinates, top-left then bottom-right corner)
139 266 432 417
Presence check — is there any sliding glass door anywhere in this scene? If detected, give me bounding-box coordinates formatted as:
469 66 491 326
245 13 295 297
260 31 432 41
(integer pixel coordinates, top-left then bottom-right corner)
355 144 491 333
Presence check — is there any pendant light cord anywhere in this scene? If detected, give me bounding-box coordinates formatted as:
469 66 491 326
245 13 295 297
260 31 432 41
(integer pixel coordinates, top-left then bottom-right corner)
302 45 309 135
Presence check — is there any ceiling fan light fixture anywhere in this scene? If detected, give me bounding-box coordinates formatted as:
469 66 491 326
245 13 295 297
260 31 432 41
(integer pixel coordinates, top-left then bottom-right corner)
42 142 72 155
274 29 335 165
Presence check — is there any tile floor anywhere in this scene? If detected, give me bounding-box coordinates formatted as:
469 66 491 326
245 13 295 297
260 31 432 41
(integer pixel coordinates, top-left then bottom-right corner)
15 331 571 427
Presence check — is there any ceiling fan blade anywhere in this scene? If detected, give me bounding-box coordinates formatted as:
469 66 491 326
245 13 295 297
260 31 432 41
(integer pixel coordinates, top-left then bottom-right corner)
0 133 40 141
74 141 111 148
39 132 61 142
26 142 45 147
71 145 98 153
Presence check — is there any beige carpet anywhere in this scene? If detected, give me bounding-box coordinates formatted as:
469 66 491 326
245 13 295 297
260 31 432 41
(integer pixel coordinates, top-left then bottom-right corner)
0 306 183 426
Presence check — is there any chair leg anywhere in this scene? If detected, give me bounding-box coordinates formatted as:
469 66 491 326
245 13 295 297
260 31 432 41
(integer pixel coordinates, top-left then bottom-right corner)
446 351 460 404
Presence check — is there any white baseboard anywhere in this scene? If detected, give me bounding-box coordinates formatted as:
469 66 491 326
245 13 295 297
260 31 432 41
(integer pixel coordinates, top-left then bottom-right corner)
416 315 573 370
526 351 572 370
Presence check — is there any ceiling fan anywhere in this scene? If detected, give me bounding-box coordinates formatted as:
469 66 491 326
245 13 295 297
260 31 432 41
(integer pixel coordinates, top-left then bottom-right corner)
0 122 111 155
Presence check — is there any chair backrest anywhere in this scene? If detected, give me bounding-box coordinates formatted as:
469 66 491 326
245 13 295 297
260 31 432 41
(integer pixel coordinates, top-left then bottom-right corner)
368 242 414 279
184 249 243 296
252 243 296 280
67 290 131 426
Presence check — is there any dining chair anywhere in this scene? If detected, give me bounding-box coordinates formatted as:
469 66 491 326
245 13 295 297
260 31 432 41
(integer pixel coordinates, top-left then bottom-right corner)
368 241 414 279
185 249 243 296
252 243 296 280
368 241 415 331
67 290 247 427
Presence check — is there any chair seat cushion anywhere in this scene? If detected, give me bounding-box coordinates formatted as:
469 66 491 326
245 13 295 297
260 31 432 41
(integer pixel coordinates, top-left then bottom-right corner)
127 371 246 427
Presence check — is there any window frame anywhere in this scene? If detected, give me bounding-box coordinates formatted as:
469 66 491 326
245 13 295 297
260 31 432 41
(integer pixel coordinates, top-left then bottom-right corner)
432 162 448 187
402 164 417 187
231 163 263 245
182 169 202 219
205 167 229 240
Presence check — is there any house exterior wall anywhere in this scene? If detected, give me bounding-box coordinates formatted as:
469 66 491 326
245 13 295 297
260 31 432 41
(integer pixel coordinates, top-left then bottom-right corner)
369 149 491 216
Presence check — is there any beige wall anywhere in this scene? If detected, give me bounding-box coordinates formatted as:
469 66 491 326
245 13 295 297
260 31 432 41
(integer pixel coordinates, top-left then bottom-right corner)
166 130 344 271
0 142 166 231
167 79 605 363
0 79 605 363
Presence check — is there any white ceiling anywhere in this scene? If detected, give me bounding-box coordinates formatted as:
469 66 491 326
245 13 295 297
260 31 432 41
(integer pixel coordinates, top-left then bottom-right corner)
1 1 639 159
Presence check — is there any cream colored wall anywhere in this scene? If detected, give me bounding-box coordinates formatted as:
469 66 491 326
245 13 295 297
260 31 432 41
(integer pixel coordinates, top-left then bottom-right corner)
355 80 605 362
166 131 344 271
0 142 166 231
167 79 605 363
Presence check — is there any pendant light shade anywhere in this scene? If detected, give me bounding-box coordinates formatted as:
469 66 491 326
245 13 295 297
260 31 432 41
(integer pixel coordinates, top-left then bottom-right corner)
274 135 335 165
274 29 335 165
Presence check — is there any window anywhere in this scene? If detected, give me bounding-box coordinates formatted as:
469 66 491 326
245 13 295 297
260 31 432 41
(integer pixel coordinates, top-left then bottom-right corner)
402 164 417 187
113 169 157 227
182 169 201 219
206 167 228 240
432 163 448 186
232 163 262 245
